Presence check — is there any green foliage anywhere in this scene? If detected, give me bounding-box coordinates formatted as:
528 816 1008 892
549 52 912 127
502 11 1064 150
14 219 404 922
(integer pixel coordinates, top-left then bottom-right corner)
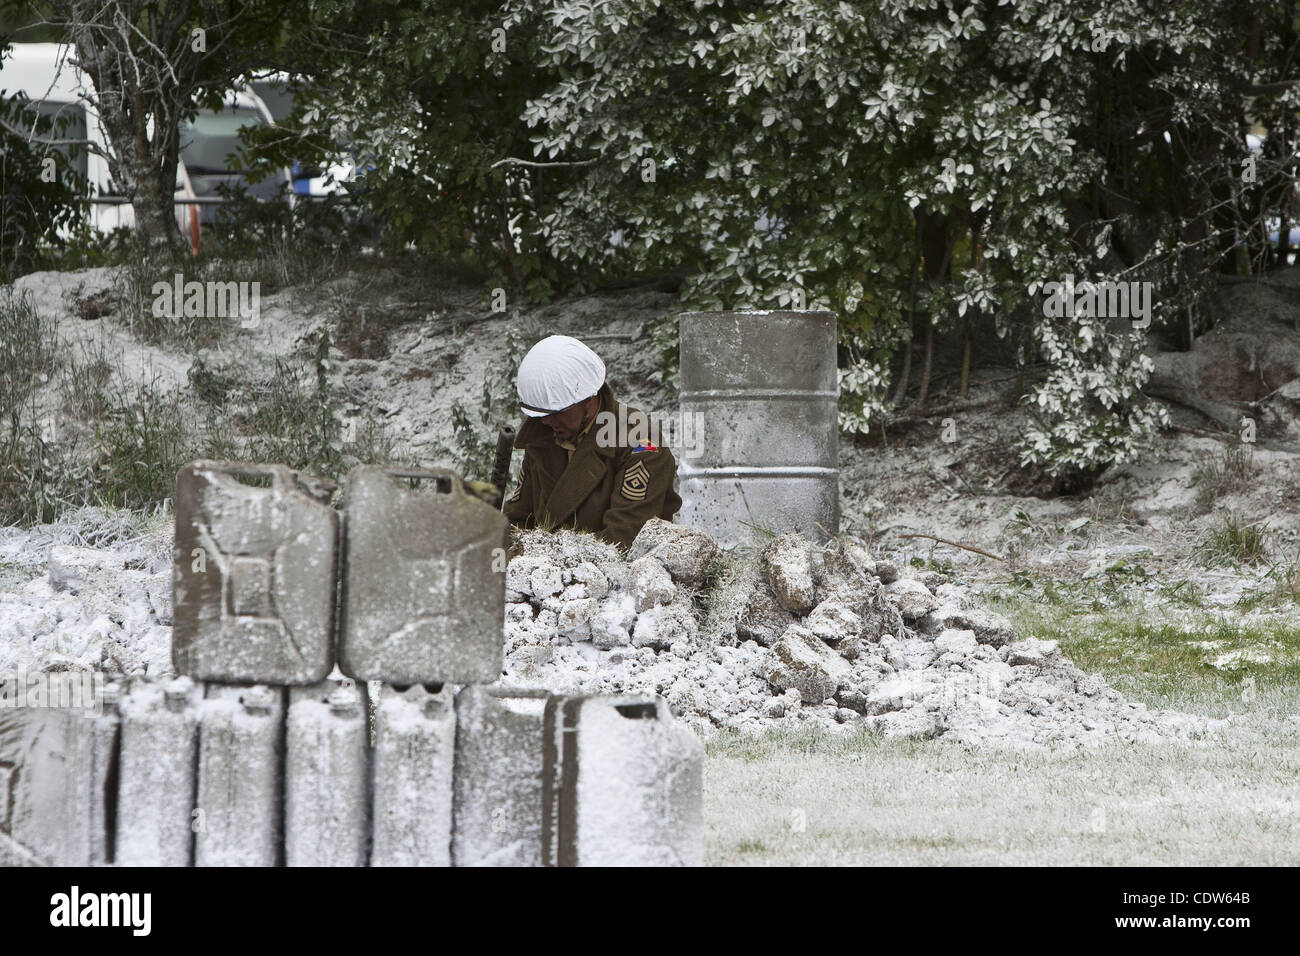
93 373 194 510
0 92 88 279
273 0 578 293
1199 515 1271 567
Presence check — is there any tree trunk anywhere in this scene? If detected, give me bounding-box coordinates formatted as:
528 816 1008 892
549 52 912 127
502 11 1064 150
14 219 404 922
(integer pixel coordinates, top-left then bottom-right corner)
892 321 913 408
959 333 971 398
916 319 934 409
63 3 189 257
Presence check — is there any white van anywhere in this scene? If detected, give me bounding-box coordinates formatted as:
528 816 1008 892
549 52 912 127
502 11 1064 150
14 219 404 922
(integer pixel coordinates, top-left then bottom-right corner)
1 42 292 251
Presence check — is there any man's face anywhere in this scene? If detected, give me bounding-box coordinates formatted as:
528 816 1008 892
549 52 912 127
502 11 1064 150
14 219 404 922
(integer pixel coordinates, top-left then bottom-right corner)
541 395 596 442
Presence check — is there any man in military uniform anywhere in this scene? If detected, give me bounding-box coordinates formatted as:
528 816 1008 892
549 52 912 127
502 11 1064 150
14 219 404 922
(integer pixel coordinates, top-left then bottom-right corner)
504 334 682 549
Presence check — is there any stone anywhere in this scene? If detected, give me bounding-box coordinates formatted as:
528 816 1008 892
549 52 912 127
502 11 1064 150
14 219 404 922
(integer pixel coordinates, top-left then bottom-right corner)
48 545 125 593
542 694 703 866
529 564 564 599
915 569 949 591
945 607 1017 647
837 636 863 661
505 555 546 596
934 628 980 657
173 461 338 684
564 562 609 601
859 589 905 642
805 600 862 645
814 539 879 616
765 624 852 703
194 683 285 867
590 593 636 649
597 560 631 591
731 564 798 647
1008 638 1061 667
285 679 370 867
834 686 869 715
627 519 719 586
452 685 550 867
629 555 676 612
866 708 945 740
632 601 699 650
874 560 900 584
371 683 456 867
337 465 508 685
557 598 597 636
865 675 935 715
115 677 200 866
764 533 817 614
882 578 942 620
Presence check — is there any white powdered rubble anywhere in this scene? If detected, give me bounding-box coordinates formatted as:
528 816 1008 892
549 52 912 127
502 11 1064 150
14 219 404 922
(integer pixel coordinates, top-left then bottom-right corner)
498 521 1219 748
0 510 1219 749
0 508 174 679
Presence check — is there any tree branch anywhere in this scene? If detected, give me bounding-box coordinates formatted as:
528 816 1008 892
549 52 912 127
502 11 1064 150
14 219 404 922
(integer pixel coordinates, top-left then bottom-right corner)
488 156 598 170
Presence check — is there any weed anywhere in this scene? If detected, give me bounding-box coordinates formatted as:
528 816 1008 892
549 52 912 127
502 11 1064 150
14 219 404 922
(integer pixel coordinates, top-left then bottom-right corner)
1199 514 1270 566
0 289 58 412
1192 444 1257 512
60 339 115 420
93 374 195 511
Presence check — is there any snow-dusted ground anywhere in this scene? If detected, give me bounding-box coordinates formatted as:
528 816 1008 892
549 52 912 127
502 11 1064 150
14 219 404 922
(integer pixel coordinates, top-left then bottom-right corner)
4 265 1299 862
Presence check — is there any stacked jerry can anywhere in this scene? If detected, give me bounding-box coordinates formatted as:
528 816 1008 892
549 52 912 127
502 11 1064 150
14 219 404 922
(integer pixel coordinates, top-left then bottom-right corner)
0 460 702 867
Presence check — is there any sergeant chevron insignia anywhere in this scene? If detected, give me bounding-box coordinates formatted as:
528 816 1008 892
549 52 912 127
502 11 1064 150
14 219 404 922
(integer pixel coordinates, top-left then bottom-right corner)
621 458 650 501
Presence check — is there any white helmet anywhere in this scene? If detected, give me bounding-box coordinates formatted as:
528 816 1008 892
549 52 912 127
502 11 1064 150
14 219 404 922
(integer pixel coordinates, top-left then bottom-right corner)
516 335 606 417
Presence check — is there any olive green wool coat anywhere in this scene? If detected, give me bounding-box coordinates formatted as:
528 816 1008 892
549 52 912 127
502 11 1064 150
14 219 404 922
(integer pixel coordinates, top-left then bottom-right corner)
503 383 683 550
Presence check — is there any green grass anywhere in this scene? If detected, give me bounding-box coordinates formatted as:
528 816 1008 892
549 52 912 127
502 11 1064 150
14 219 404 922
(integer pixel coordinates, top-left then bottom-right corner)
985 588 1300 702
1198 514 1270 566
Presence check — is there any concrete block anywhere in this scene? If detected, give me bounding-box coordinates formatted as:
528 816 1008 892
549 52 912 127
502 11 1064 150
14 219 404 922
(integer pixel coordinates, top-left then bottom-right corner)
451 685 549 867
194 683 285 866
338 467 507 684
370 683 455 866
115 677 201 866
172 461 338 684
542 694 703 867
285 679 370 867
0 673 115 866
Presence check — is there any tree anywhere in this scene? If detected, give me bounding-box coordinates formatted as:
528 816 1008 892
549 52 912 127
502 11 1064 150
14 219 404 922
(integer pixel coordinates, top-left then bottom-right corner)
246 0 1298 484
3 0 296 255
266 0 581 292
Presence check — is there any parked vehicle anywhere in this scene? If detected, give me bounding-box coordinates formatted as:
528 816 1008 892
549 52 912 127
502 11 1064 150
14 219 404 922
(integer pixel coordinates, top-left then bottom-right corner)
1 42 299 251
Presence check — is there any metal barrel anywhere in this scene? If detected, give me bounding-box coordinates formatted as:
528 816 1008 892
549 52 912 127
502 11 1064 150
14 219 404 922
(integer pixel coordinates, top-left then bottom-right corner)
676 310 840 547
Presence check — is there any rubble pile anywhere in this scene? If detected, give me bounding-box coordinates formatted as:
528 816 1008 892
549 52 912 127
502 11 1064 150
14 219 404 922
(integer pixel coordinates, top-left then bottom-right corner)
0 509 1218 748
501 520 1215 747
